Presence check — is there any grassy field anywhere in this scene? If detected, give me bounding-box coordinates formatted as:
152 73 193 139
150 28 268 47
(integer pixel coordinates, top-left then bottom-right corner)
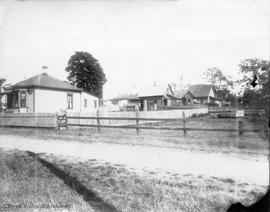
0 148 267 212
0 149 92 211
0 116 268 157
0 117 268 211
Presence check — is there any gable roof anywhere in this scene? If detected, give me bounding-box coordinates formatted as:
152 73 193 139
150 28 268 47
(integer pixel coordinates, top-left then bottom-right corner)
187 84 214 98
111 94 139 101
174 89 188 98
82 90 99 98
138 84 182 100
138 84 172 97
7 73 82 92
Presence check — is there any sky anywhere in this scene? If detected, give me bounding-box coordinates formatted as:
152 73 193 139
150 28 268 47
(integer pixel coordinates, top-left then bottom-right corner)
0 0 269 98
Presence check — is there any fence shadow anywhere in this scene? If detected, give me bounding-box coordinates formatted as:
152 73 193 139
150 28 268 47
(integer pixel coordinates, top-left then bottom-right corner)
26 151 121 212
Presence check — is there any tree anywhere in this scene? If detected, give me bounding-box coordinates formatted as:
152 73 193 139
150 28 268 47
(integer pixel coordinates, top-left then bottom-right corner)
237 58 270 114
203 67 234 101
65 51 107 99
0 77 6 110
0 77 6 92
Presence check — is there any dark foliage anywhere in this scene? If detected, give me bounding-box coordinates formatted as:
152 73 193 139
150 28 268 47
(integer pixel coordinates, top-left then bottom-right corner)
65 51 106 99
0 77 6 110
237 58 270 116
204 67 235 102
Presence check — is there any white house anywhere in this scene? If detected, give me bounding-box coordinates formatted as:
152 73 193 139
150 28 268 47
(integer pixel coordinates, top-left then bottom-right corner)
0 73 99 113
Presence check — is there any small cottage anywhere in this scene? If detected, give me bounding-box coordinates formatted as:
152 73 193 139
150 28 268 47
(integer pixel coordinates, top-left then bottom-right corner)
110 94 139 111
138 84 181 111
0 73 99 113
183 84 217 104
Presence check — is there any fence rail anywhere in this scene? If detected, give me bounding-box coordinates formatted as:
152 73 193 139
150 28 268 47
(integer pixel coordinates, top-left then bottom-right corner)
67 116 185 121
59 111 268 136
67 123 261 133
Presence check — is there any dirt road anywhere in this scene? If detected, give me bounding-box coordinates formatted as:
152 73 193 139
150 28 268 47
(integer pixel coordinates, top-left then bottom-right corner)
0 134 268 186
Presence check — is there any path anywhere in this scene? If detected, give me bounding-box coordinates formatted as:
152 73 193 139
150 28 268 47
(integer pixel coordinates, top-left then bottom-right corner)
0 134 268 185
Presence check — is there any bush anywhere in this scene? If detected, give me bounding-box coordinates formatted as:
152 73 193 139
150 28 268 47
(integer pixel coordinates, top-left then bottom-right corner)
205 102 219 107
191 113 208 118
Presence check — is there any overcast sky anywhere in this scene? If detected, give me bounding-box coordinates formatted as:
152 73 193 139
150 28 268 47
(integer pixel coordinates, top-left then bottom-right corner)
0 0 269 98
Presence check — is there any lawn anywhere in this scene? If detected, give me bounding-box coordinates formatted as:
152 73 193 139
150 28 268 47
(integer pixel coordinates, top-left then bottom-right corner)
0 116 268 211
0 149 267 212
0 149 92 211
0 116 268 157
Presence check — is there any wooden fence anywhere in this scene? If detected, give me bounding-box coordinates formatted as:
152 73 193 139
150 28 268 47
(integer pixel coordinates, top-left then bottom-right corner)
57 111 267 136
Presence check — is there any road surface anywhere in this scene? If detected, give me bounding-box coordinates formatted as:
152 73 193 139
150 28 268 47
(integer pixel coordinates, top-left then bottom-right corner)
0 134 268 186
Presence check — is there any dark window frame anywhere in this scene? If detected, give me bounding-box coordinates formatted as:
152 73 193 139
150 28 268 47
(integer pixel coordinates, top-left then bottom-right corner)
67 93 73 109
94 100 97 109
20 91 26 108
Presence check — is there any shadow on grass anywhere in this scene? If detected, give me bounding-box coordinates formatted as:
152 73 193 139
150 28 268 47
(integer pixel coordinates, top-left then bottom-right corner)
26 151 121 212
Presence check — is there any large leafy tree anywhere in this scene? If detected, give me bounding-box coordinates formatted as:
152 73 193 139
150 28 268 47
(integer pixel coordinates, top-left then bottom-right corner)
0 78 6 91
0 77 6 110
65 51 107 99
203 67 234 101
237 58 270 114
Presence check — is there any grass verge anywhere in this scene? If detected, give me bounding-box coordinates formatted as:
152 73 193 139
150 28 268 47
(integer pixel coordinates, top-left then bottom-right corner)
0 148 267 211
0 118 268 157
0 149 92 211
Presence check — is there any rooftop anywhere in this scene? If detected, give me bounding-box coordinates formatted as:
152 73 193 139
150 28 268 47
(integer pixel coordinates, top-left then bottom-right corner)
188 84 214 97
6 73 82 92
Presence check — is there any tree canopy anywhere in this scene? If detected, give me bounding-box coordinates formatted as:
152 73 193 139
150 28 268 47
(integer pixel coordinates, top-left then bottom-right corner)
237 58 270 113
0 77 6 110
0 77 6 92
65 51 107 99
203 67 234 101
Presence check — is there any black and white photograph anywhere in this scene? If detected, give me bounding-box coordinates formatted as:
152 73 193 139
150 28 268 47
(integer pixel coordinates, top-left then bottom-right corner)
0 0 269 211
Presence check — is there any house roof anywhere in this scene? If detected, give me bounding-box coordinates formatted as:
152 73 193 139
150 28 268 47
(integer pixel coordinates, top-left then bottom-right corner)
7 73 82 92
138 84 182 100
138 84 173 98
174 89 187 98
111 94 139 101
187 84 214 98
82 90 99 98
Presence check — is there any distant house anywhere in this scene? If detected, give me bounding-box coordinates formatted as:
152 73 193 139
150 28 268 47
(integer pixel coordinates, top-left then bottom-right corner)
110 94 139 111
174 89 188 99
138 84 181 111
0 73 99 113
183 84 217 105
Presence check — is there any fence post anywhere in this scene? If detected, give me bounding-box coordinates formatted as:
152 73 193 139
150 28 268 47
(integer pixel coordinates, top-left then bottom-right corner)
238 118 244 136
65 112 68 130
136 108 139 135
56 114 60 130
96 110 101 133
182 111 187 136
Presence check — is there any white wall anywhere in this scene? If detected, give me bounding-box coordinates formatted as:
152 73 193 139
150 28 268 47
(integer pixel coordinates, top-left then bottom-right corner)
67 108 208 126
0 113 57 128
209 88 215 98
80 92 99 113
34 89 81 113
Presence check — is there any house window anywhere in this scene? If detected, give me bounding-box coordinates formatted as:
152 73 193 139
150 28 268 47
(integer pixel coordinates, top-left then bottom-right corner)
67 94 73 109
20 91 26 107
163 99 167 106
84 99 87 108
93 100 97 109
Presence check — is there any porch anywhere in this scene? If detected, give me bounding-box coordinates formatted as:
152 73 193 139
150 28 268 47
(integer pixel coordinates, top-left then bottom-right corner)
139 95 182 111
0 89 30 113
